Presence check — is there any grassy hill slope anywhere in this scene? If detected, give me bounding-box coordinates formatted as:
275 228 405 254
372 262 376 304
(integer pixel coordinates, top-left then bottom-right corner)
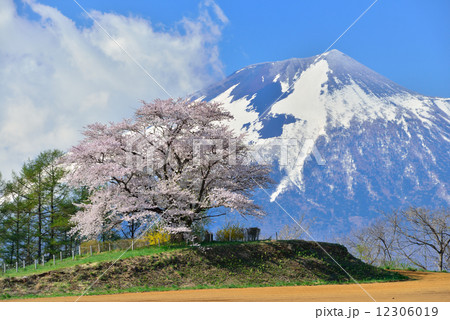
0 240 407 300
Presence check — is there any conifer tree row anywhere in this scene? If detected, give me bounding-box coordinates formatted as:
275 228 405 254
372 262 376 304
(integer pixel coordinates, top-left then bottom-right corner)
0 150 85 265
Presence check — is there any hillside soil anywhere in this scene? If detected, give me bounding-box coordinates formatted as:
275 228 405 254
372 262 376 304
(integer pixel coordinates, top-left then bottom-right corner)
0 240 405 300
13 271 449 302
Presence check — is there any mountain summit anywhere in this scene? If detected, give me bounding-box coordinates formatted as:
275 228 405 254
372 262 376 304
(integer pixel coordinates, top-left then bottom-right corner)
192 50 450 235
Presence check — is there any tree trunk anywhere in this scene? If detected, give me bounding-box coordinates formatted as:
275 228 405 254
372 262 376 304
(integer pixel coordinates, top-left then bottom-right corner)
15 208 20 265
37 172 43 260
38 209 42 260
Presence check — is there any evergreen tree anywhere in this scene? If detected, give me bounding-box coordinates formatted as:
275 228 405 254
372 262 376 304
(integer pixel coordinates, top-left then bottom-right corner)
0 150 83 264
0 173 32 265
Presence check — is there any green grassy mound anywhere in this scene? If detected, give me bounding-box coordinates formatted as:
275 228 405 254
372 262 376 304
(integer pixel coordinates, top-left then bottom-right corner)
0 240 407 300
0 245 183 279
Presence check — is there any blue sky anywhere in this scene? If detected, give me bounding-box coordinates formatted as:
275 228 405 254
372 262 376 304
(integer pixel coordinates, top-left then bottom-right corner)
15 0 450 97
1 0 449 178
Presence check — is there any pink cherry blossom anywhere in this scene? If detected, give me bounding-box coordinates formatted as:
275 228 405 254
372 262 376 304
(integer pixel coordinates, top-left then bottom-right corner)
62 99 272 239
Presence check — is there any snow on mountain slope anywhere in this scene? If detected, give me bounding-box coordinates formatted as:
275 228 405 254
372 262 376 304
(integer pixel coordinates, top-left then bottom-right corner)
192 50 450 234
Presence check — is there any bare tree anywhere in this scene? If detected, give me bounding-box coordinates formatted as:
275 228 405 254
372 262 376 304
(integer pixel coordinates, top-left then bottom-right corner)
369 217 398 265
346 226 379 265
446 245 450 271
343 215 398 266
278 213 312 240
391 207 450 272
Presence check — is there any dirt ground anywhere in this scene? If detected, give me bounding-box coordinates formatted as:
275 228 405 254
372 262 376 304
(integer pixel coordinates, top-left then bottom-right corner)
9 271 450 302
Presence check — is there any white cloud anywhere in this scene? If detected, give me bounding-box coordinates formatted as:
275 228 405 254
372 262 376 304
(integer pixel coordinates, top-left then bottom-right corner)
0 0 227 180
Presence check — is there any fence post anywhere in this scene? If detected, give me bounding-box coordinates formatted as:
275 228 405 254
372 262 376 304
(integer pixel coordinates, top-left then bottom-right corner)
42 256 44 266
132 240 134 251
16 262 18 273
60 252 63 261
72 250 75 261
90 246 92 256
98 243 100 253
53 255 55 266
3 263 6 273
35 260 37 270
23 260 25 270
79 246 81 256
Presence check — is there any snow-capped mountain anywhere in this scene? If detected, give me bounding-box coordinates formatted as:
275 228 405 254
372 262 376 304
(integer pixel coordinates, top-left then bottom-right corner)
192 49 450 236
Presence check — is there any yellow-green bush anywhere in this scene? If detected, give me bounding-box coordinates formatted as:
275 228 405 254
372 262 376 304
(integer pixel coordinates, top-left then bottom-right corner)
144 228 171 245
216 222 245 241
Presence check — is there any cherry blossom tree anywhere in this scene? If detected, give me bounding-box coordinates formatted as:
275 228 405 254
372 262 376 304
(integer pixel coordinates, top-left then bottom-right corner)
62 99 272 240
